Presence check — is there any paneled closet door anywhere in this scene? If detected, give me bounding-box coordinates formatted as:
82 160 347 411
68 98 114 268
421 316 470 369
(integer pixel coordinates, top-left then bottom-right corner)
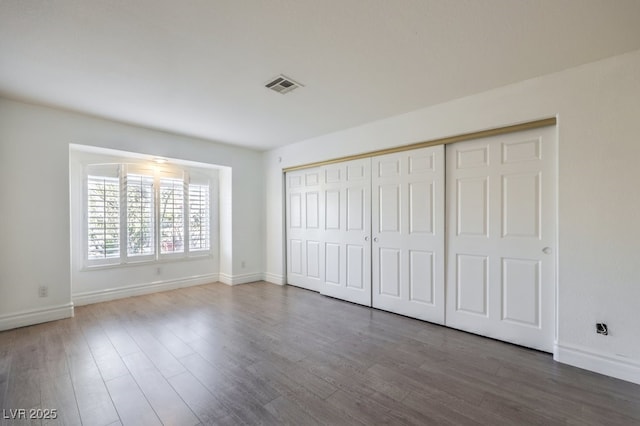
445 126 557 352
372 146 445 324
286 168 323 291
320 158 372 306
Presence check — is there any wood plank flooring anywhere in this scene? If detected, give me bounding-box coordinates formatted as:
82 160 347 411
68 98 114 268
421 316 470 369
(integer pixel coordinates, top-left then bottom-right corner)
0 281 639 425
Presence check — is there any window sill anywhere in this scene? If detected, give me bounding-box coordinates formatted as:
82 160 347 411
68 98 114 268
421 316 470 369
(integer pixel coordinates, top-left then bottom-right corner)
81 252 214 272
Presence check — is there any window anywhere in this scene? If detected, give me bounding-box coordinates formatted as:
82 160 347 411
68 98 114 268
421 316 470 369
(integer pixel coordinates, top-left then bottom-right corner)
189 183 210 252
85 163 213 266
126 173 155 257
87 167 120 262
159 177 185 254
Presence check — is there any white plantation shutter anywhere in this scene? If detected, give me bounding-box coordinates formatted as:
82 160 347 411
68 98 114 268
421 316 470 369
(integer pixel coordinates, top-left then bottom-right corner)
126 172 155 258
84 161 215 266
188 182 210 251
87 165 120 262
159 176 185 254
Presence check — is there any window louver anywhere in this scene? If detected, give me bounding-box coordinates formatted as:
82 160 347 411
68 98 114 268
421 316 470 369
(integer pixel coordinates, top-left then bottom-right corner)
126 173 155 256
87 175 120 259
160 177 185 254
189 183 210 251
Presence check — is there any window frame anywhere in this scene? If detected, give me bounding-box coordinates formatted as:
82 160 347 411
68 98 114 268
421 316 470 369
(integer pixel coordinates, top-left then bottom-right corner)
187 179 211 254
82 161 215 269
157 169 187 260
84 164 122 268
124 164 157 263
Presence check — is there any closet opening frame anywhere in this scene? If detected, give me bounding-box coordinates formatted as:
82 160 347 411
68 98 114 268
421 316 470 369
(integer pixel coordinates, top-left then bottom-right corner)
283 117 556 173
281 116 558 339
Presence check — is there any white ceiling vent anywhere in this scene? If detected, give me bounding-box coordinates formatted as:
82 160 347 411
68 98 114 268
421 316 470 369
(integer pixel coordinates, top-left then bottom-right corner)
265 75 302 94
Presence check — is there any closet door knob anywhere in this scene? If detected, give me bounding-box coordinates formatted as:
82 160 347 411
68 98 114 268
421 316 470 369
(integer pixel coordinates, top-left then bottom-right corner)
364 236 370 241
373 237 379 242
542 247 552 255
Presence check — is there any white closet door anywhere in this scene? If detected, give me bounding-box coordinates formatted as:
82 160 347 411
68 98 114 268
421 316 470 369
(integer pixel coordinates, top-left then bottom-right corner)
320 159 372 306
371 146 445 323
446 126 557 352
286 168 323 291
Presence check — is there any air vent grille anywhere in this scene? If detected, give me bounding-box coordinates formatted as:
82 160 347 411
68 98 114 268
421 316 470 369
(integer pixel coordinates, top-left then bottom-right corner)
265 75 302 94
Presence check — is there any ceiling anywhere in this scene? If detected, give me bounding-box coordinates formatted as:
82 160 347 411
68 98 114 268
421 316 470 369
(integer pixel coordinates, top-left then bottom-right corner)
1 0 640 151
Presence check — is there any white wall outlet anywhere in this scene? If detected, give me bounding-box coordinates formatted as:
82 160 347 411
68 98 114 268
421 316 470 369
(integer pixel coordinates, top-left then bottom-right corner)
241 261 246 268
38 285 48 298
156 267 162 275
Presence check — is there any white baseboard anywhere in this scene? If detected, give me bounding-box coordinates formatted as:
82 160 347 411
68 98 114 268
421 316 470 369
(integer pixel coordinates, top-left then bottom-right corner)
0 303 74 331
73 273 219 306
263 272 285 285
218 273 233 285
554 342 640 385
218 272 264 286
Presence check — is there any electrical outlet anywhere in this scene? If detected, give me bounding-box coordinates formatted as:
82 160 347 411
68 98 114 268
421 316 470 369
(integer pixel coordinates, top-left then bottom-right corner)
241 261 246 268
38 285 48 298
596 323 608 335
156 267 162 275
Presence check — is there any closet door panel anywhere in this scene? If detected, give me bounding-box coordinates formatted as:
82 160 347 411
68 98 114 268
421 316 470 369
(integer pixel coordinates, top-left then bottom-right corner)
319 159 372 306
445 126 556 352
285 168 323 291
372 146 445 324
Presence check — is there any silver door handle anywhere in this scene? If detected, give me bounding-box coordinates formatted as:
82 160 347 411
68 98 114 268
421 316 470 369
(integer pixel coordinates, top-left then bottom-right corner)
373 237 379 242
364 236 369 241
542 247 552 255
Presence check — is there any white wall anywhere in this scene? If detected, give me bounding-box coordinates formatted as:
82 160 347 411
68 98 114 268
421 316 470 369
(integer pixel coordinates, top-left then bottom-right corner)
264 49 640 383
0 98 265 328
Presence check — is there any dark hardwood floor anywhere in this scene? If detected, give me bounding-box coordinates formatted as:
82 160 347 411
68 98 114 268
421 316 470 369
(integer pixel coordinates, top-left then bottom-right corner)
0 282 639 425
